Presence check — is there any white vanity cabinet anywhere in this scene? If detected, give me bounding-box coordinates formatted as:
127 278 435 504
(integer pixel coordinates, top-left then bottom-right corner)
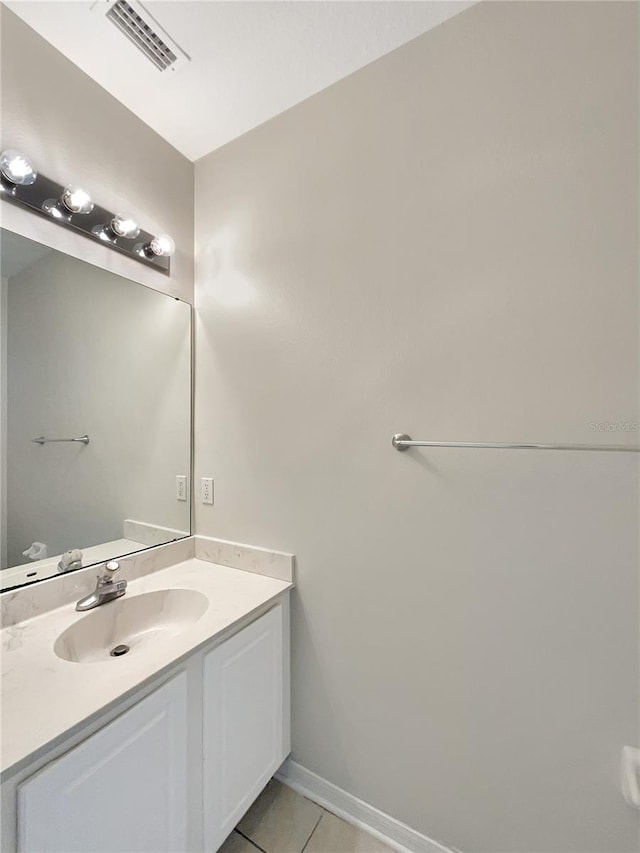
3 596 290 853
17 673 189 853
204 604 285 851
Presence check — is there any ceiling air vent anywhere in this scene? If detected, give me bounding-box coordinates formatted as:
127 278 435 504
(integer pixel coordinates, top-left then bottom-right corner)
103 0 189 72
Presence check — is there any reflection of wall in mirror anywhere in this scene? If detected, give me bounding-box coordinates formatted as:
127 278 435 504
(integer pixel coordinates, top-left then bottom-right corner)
5 251 191 569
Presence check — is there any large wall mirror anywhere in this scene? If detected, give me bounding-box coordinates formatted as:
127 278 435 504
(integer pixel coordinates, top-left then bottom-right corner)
0 229 191 591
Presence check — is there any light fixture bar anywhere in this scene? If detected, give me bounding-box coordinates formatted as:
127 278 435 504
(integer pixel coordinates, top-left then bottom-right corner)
0 164 172 274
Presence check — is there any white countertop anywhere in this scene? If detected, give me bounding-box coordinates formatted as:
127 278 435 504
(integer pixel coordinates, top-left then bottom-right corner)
1 558 291 775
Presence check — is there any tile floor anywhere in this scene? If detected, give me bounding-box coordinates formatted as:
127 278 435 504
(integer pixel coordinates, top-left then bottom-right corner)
220 779 394 853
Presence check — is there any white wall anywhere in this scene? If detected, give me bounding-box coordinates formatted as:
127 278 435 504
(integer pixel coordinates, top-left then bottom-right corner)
195 3 639 851
6 249 190 567
0 6 194 304
0 276 7 567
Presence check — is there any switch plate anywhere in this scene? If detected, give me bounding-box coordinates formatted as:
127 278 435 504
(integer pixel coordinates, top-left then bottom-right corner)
201 477 213 505
176 475 187 501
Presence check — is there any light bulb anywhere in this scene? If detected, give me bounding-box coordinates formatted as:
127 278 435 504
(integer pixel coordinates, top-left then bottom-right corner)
148 234 175 257
111 213 140 239
0 149 37 185
61 185 94 214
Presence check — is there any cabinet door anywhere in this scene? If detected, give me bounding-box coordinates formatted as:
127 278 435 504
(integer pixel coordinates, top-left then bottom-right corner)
18 672 188 853
203 605 284 851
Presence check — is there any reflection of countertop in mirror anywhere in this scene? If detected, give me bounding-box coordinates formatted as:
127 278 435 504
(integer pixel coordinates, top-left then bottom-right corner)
0 539 147 591
1 558 292 776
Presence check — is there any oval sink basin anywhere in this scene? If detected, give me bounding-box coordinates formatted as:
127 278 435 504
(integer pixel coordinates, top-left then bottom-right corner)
54 589 209 663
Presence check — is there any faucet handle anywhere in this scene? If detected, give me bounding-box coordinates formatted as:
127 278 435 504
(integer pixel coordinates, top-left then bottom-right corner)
98 560 121 584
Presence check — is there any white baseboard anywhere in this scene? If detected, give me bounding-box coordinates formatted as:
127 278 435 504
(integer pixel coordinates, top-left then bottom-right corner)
275 759 459 853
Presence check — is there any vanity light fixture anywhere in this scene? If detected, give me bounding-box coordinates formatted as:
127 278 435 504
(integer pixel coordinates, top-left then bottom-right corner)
92 212 141 243
135 232 176 260
61 185 94 215
0 149 37 186
0 148 172 273
111 213 140 239
145 233 176 258
43 185 94 219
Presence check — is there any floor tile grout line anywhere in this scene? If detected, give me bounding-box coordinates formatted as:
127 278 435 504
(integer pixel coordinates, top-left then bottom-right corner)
235 828 268 853
300 809 326 853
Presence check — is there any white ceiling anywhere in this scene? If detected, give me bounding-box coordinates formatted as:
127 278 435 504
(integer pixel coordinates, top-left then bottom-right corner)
7 0 475 162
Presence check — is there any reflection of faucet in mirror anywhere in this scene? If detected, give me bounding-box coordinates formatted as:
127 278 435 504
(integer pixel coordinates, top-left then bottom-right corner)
57 549 83 573
22 542 47 561
76 561 127 612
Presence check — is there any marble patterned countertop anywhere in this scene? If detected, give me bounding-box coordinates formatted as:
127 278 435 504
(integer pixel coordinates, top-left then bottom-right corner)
1 557 292 776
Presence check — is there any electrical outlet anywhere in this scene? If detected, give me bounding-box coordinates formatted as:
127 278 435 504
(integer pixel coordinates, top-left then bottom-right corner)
201 477 213 505
176 475 187 501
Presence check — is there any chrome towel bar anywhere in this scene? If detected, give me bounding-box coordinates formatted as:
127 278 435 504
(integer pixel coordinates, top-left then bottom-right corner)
392 434 640 453
32 435 90 445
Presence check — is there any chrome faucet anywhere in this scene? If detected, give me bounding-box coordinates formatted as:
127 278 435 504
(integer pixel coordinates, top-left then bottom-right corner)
75 561 127 612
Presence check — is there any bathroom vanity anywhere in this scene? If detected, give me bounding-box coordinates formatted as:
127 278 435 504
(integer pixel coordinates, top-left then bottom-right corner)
0 226 293 852
0 215 295 851
0 546 292 852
